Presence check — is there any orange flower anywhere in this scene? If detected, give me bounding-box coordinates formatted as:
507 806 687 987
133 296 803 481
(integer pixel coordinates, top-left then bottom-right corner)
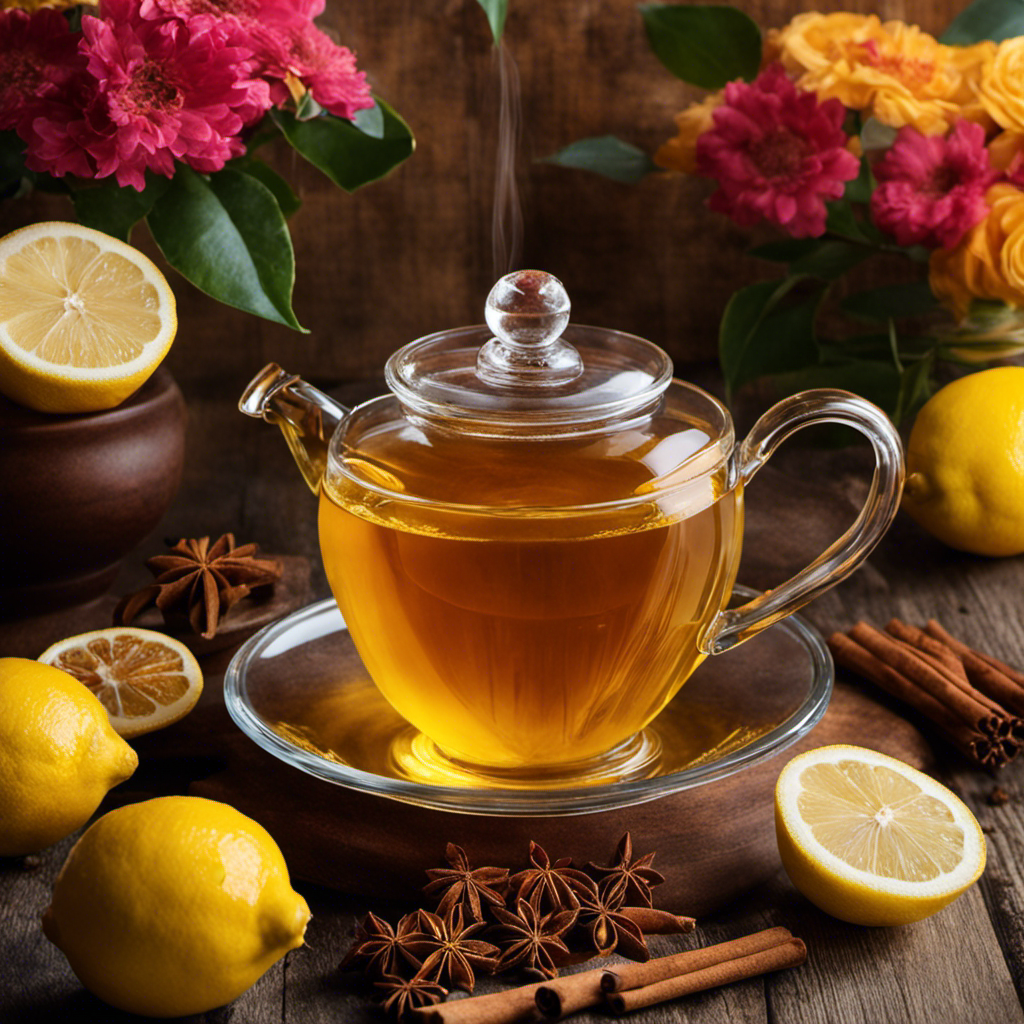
980 38 1024 132
988 130 1024 173
773 13 983 134
654 92 723 174
929 183 1024 321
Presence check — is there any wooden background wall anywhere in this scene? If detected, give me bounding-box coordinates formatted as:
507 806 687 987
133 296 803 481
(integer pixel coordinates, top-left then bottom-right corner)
6 0 955 394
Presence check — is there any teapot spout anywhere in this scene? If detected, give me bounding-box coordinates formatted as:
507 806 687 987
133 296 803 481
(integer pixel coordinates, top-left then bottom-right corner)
239 364 349 494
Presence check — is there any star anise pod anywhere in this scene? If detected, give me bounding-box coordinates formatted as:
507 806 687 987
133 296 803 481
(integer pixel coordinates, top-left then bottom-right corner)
411 905 500 993
491 895 577 979
508 841 592 914
423 842 509 922
586 832 665 908
114 533 282 639
339 911 431 977
374 968 447 1019
575 875 650 962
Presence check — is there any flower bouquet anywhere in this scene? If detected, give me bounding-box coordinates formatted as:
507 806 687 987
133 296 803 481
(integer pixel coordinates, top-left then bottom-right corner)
551 0 1024 421
0 0 414 329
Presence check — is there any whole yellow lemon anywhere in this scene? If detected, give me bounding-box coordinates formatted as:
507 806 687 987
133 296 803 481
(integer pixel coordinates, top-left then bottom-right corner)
42 796 311 1018
0 657 137 856
902 366 1024 556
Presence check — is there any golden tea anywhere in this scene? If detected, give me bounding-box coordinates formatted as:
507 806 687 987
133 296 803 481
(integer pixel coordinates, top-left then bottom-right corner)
319 417 743 771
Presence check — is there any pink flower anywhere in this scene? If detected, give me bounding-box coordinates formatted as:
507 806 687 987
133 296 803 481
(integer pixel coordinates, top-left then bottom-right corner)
25 0 272 190
0 8 84 132
251 19 372 119
871 120 996 249
696 64 860 238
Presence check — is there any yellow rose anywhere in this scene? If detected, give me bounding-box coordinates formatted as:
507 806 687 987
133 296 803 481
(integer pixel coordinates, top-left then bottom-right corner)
981 38 1024 132
654 92 723 175
930 184 1024 321
773 13 973 134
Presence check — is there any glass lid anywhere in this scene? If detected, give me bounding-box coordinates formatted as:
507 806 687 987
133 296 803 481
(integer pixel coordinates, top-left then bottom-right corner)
385 270 674 432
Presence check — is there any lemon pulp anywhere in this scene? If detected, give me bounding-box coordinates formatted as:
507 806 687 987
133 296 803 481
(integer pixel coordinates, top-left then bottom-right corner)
796 759 964 881
0 222 176 413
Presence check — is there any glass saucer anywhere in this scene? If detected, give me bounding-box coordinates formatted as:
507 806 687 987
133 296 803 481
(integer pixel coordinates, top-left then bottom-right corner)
223 585 832 816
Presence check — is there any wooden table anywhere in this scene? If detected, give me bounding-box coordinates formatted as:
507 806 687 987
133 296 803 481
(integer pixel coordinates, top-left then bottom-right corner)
2 380 1023 1024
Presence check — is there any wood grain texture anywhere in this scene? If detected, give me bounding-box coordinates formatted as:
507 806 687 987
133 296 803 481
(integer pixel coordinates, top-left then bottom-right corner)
4 383 1024 1023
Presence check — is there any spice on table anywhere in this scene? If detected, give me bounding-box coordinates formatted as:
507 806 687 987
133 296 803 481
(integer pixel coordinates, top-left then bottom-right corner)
491 896 577 979
338 910 431 976
605 936 807 1015
988 786 1012 806
508 841 592 913
586 832 665 907
114 533 282 639
413 906 501 993
827 619 1024 769
574 877 650 960
375 970 448 1019
423 843 510 922
411 926 806 1023
343 833 690 1017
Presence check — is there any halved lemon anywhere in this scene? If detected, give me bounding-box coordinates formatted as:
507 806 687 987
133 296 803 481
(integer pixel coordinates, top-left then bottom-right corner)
0 221 176 413
38 628 202 738
775 745 986 926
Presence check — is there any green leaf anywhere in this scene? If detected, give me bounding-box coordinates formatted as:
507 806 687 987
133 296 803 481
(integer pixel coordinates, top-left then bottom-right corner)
942 0 1024 43
544 136 657 184
146 164 306 330
747 238 823 263
639 4 762 88
475 0 508 43
273 99 414 192
841 280 940 322
352 100 385 139
295 91 323 121
0 130 31 198
825 198 873 242
233 157 301 218
71 176 169 242
843 153 876 206
790 240 870 280
894 352 935 424
719 276 823 398
772 359 902 418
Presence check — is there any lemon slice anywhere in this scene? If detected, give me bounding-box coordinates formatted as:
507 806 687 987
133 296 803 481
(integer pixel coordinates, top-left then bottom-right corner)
775 744 986 926
39 628 202 738
0 221 176 413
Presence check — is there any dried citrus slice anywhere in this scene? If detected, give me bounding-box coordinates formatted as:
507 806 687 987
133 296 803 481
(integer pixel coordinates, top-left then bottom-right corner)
38 628 202 738
775 744 986 926
0 221 176 413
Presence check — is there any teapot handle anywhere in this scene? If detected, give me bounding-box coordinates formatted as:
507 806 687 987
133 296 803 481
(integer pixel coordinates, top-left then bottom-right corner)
700 389 904 656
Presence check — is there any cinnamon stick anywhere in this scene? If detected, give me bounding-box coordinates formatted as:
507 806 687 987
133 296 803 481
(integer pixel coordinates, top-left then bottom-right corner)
616 907 696 935
599 925 794 993
924 620 1024 718
849 622 1001 733
606 938 808 1014
827 631 1003 767
534 926 791 1019
411 978 550 1024
884 620 1022 732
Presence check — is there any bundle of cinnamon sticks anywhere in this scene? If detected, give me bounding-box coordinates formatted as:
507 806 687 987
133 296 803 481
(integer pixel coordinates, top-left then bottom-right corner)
828 618 1024 769
410 926 806 1023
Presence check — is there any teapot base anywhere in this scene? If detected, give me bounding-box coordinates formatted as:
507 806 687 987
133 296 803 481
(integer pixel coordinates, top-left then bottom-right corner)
387 730 665 791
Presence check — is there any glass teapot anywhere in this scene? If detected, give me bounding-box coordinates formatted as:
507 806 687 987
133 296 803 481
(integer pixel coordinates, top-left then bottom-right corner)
240 270 903 785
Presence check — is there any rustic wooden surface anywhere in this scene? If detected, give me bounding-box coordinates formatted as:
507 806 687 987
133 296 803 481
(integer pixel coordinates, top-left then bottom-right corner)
0 0 967 389
2 374 1024 1023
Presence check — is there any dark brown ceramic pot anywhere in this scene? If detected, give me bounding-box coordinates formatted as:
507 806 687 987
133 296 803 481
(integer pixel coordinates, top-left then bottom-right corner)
0 367 186 618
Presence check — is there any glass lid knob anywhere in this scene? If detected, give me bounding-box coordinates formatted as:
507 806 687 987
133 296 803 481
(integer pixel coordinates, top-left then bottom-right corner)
476 270 584 388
